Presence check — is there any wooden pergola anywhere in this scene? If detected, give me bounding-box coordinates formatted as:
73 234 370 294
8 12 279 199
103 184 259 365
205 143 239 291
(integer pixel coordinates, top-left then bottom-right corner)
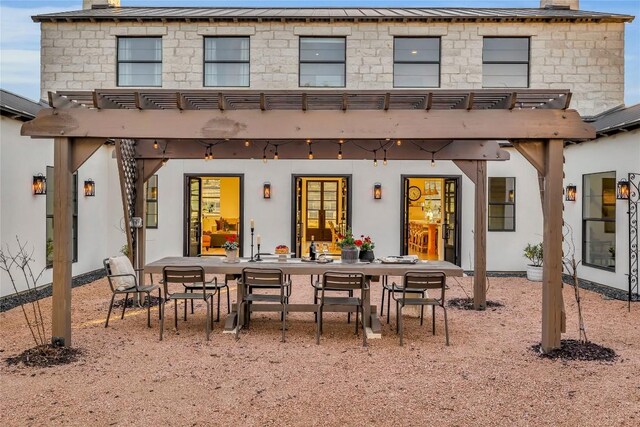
22 89 594 352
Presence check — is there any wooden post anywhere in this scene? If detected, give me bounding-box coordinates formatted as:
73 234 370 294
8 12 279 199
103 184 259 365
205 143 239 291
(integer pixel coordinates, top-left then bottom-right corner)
52 137 73 347
541 139 564 352
474 160 487 310
135 160 147 286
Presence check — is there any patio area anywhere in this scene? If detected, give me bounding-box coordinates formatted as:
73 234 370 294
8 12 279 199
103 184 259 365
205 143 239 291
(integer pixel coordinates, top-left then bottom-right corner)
1 275 639 426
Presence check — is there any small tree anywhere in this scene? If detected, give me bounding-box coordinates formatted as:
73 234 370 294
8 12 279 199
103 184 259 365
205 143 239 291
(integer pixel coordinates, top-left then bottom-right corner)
0 237 48 348
563 224 587 343
524 243 543 267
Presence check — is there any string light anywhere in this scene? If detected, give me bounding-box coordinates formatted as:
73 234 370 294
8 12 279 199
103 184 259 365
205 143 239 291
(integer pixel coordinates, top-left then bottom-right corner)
339 139 344 144
244 140 250 147
153 140 158 150
161 158 167 165
338 149 343 160
274 146 279 160
262 154 267 163
308 141 313 160
383 149 388 166
396 139 402 146
373 150 378 167
431 151 436 167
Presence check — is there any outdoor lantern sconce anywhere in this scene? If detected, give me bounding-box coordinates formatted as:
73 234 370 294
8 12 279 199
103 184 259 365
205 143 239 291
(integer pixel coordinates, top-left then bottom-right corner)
565 184 577 201
374 183 382 200
32 174 46 195
84 178 96 197
617 179 630 200
263 182 271 199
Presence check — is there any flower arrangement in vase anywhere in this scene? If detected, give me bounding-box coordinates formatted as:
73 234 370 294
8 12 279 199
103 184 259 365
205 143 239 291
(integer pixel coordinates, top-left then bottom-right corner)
336 228 359 264
223 235 239 261
357 235 376 262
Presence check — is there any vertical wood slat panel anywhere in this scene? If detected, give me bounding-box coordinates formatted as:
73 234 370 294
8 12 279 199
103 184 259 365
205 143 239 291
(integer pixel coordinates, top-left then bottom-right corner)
52 137 73 346
541 139 564 352
474 160 487 310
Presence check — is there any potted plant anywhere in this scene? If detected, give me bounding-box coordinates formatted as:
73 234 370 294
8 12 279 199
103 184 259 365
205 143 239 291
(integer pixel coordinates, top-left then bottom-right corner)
337 228 360 264
357 235 376 262
524 243 543 281
223 235 239 262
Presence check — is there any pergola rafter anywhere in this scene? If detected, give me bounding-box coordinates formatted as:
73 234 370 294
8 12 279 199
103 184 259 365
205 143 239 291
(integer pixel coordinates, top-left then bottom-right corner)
22 89 595 353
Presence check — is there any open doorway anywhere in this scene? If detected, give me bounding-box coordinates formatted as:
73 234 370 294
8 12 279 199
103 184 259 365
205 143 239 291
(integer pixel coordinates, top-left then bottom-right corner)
401 175 461 265
184 174 243 257
292 175 351 257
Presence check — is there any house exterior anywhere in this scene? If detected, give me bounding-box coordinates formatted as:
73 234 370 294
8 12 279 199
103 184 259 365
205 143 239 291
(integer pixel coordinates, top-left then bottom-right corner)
0 0 636 297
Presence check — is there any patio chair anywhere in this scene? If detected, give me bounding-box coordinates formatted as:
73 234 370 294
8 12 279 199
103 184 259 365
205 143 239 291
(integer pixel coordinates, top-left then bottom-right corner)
315 271 368 346
182 275 231 323
391 271 449 346
104 256 161 328
236 267 291 342
380 275 425 325
159 266 214 341
311 274 354 324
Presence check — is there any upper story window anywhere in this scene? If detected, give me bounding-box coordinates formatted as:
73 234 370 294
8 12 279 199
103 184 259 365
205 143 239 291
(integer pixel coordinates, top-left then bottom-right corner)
393 37 440 88
299 37 346 87
582 171 616 271
145 175 158 229
482 37 529 88
204 37 250 87
488 177 516 231
117 37 162 87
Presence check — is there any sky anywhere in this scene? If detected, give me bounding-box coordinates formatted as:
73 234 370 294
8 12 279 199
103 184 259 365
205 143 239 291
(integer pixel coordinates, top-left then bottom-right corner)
1 0 638 105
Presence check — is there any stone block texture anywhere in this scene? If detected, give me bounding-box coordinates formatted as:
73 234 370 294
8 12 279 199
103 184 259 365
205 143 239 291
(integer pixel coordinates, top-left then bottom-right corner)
40 21 625 116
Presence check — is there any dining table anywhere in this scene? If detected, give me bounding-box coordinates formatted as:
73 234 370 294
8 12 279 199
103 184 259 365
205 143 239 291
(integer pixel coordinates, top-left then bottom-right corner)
145 256 464 338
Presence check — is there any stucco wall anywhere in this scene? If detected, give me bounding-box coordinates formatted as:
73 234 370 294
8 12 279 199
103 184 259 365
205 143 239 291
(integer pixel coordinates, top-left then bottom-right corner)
40 20 625 115
0 116 113 297
564 129 640 291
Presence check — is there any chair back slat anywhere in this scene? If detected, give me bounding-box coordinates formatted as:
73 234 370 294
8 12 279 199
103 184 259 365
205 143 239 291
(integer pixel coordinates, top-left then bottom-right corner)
242 268 284 286
322 271 365 291
403 271 446 300
162 266 206 296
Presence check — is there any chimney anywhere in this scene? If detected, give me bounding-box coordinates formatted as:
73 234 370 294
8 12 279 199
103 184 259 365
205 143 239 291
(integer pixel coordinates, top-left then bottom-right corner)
540 0 579 10
83 0 121 9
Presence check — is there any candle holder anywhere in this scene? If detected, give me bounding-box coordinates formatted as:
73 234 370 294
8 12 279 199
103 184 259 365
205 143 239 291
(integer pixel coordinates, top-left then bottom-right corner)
255 243 263 262
249 227 256 262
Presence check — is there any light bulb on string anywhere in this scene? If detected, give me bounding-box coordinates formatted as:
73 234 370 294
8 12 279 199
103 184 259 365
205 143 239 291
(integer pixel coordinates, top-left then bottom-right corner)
373 150 378 167
383 149 388 166
153 140 158 150
274 147 279 160
431 152 436 167
338 149 343 160
244 140 250 147
396 139 402 146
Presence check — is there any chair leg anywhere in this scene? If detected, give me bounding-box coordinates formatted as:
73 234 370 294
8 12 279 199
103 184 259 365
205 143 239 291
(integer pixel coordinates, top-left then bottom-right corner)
442 305 450 346
206 298 211 341
399 305 404 346
184 296 187 321
235 300 243 340
146 292 151 328
362 306 367 347
347 290 352 323
281 302 287 343
396 300 400 334
159 301 165 341
105 293 116 327
316 305 322 345
174 299 178 329
420 304 424 327
355 307 359 336
158 288 162 319
387 291 392 324
225 285 231 314
216 289 221 322
432 305 436 335
380 287 385 317
121 293 129 319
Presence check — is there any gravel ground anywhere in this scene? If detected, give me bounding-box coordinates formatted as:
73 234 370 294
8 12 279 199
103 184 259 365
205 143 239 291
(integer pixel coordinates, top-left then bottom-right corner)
1 275 639 426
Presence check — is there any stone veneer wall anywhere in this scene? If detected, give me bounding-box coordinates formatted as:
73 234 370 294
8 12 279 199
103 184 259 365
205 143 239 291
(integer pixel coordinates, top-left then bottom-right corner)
40 21 625 116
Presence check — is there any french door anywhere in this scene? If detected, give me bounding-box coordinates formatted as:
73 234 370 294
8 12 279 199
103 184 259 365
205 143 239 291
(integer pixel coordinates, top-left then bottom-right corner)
443 178 459 265
305 180 338 242
187 177 201 257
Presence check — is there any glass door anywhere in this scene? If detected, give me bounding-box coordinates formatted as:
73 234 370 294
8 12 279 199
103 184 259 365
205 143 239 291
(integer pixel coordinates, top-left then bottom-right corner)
443 178 459 265
187 177 202 257
305 180 337 242
402 177 410 255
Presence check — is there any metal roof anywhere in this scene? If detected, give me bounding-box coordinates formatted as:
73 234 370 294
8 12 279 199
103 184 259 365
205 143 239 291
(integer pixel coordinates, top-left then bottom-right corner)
32 7 634 23
47 89 573 111
0 89 46 121
584 103 640 136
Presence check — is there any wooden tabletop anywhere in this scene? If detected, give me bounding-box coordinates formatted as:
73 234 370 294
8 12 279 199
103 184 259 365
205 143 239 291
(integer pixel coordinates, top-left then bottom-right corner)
145 256 464 277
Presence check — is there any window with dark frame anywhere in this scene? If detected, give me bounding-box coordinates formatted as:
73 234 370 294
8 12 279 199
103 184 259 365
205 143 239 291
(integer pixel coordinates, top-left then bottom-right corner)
488 177 516 231
582 172 616 271
299 37 346 87
393 37 440 88
482 37 529 88
46 167 78 268
204 37 250 87
145 175 158 229
117 37 162 87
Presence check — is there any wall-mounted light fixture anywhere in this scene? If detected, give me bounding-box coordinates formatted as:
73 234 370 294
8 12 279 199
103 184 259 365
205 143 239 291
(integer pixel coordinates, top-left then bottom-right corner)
373 183 382 200
32 174 46 195
263 182 271 199
565 184 577 202
84 178 96 197
617 178 630 200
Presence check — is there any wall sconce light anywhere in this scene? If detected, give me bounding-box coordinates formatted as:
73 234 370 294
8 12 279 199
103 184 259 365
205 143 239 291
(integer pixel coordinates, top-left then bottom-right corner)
263 182 271 199
32 174 46 195
617 179 630 200
84 178 96 197
565 184 577 201
373 183 382 200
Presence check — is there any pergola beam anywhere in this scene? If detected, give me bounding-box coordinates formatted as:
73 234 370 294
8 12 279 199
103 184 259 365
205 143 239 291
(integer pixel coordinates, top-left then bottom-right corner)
22 108 594 141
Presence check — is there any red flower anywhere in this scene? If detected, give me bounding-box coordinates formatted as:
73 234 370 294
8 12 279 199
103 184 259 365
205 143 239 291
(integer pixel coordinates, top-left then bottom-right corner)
354 239 363 247
225 235 236 242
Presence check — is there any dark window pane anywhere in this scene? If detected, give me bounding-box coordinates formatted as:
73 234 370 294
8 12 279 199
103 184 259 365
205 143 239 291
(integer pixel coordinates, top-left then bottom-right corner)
300 38 345 62
300 63 345 87
488 177 515 231
145 175 158 228
582 172 616 270
583 172 616 218
394 63 439 87
483 38 529 62
584 220 616 268
489 177 515 203
205 37 249 61
204 63 249 87
118 38 162 61
118 63 162 87
394 38 439 62
483 64 528 88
